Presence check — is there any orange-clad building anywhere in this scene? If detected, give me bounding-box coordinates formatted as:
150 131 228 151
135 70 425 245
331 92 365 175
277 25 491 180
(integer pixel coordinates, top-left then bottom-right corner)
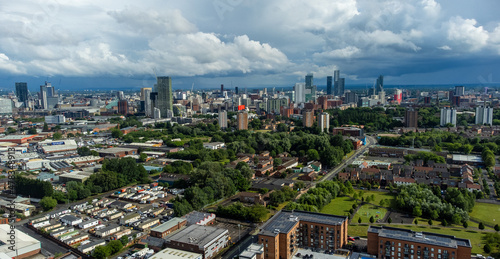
367 226 471 259
258 210 348 259
0 134 37 144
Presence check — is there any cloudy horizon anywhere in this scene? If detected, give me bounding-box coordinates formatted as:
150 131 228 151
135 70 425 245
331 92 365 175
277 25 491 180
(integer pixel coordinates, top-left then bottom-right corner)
1 0 500 90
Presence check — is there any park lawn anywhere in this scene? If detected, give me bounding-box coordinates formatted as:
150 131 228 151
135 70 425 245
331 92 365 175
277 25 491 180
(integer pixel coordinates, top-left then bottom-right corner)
355 204 387 223
469 202 500 226
356 190 396 207
320 196 356 216
349 224 488 255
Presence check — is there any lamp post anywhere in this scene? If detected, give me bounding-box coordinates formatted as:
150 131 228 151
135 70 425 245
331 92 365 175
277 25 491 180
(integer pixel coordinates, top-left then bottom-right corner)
238 224 241 255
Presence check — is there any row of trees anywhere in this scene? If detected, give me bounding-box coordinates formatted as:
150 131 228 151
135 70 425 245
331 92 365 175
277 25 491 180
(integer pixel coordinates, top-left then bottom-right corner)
395 184 472 224
216 202 268 222
172 162 253 216
14 176 53 198
285 180 354 212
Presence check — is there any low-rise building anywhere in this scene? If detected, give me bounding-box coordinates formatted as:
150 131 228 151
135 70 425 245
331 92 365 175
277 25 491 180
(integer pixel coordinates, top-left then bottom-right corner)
367 226 471 259
95 224 121 238
150 247 203 259
165 224 229 259
60 215 83 226
98 147 138 158
203 142 225 150
78 219 99 229
183 211 216 226
120 212 141 225
150 217 187 238
0 225 41 258
78 240 106 254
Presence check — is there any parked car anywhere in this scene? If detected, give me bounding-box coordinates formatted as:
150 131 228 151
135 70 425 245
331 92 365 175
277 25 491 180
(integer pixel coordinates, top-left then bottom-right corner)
348 236 355 242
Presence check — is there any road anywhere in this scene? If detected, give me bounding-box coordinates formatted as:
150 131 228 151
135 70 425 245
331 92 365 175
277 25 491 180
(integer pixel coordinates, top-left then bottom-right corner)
320 135 376 183
222 235 257 259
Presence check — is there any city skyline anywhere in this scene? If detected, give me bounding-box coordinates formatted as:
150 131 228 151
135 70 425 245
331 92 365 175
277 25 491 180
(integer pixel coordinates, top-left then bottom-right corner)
1 0 500 90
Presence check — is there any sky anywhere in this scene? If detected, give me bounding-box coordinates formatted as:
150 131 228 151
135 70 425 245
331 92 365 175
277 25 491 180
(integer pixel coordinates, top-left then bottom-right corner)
1 0 500 91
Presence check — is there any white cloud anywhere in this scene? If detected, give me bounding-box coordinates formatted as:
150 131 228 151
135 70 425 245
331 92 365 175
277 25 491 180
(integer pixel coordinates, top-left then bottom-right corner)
447 16 489 51
313 46 361 60
438 45 452 50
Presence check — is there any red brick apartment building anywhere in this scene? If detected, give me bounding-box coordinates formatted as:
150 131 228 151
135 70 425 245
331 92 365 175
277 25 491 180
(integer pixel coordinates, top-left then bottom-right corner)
258 210 348 259
367 226 471 259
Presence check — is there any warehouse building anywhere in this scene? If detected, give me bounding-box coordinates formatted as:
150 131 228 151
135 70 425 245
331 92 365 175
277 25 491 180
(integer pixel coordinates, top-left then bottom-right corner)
0 225 41 258
165 225 229 259
150 217 187 238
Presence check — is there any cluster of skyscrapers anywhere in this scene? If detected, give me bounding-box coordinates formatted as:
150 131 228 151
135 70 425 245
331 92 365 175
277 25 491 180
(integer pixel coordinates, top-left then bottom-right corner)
326 70 345 96
139 76 174 119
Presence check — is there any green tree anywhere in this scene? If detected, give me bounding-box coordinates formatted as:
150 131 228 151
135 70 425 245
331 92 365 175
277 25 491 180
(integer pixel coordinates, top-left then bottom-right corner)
484 243 491 254
412 206 422 217
387 217 392 224
120 235 129 246
77 147 92 156
428 219 433 226
463 221 468 228
108 240 123 254
369 216 375 223
28 127 37 134
53 132 62 140
414 219 418 225
495 224 500 232
358 217 361 224
93 246 111 259
306 149 320 161
111 128 123 138
43 122 49 131
39 196 57 211
441 219 448 226
479 222 485 230
139 153 148 162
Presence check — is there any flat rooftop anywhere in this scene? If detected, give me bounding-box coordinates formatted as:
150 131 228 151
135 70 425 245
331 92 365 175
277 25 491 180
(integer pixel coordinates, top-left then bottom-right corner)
260 210 347 237
0 224 40 256
151 217 186 233
99 147 137 153
368 226 472 249
150 247 202 259
166 224 228 249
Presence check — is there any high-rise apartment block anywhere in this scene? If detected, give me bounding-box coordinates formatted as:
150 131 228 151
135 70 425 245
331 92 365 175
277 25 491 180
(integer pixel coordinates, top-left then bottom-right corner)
405 108 419 128
455 85 465 96
157 76 173 118
302 110 314 127
237 112 248 130
326 76 333 95
15 82 29 104
219 110 227 129
318 113 330 133
475 106 493 125
440 107 457 126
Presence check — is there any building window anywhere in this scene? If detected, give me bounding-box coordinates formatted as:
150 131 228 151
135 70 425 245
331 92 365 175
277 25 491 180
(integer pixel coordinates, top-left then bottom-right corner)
399 243 401 246
431 248 434 252
438 249 441 253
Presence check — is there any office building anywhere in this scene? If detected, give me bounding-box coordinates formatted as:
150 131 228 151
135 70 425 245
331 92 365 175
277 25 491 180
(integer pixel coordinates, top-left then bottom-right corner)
235 87 239 94
344 92 358 104
367 226 471 259
0 99 12 114
237 112 248 130
326 76 333 95
305 73 313 88
258 210 348 259
118 100 128 115
404 109 418 128
375 75 384 94
116 91 125 100
475 106 493 125
15 82 29 104
333 70 345 96
302 110 314 128
394 89 402 104
218 110 227 129
318 113 330 133
455 86 465 96
294 83 306 104
153 107 161 119
440 107 457 126
142 88 152 116
157 76 173 118
45 115 66 124
165 224 229 259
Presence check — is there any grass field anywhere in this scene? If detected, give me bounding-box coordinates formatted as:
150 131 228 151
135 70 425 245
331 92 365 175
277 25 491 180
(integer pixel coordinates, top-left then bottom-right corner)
355 190 396 206
320 196 356 216
355 204 387 223
349 224 488 254
470 202 500 226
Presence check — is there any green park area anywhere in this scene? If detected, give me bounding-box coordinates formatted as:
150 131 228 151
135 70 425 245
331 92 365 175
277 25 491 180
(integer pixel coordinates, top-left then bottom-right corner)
469 202 500 226
320 196 356 216
355 204 387 223
360 190 395 206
